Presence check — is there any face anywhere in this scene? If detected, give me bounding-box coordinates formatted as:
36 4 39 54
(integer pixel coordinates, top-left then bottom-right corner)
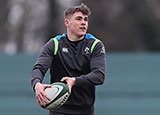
65 12 88 37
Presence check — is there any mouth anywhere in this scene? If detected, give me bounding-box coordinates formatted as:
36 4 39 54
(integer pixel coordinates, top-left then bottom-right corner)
79 27 86 31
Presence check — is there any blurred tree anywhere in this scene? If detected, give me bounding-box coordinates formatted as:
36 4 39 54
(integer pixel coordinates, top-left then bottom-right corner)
0 0 9 51
1 0 160 53
82 0 160 51
47 0 81 40
46 0 60 42
6 0 56 53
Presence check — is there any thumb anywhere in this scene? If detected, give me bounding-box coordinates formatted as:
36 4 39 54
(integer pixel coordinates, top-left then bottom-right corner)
61 77 68 82
67 84 72 94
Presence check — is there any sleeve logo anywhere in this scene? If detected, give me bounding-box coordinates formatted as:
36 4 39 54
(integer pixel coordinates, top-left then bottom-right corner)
100 46 105 53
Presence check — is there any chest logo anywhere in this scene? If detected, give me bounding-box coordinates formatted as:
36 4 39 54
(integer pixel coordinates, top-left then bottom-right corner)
84 47 90 54
62 47 68 53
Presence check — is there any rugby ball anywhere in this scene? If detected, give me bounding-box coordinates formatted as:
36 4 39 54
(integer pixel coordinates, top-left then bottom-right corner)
41 82 69 110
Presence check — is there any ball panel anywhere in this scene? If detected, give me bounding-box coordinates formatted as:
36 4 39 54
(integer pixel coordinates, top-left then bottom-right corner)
45 92 69 110
45 85 63 102
52 82 69 95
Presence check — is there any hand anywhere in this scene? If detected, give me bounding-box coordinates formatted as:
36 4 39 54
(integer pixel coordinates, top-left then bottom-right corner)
34 82 51 107
61 77 76 94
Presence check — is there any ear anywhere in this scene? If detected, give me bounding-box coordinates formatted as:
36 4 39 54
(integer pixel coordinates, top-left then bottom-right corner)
64 19 70 27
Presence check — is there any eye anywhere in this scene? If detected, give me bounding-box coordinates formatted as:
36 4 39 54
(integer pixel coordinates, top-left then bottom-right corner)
84 17 88 21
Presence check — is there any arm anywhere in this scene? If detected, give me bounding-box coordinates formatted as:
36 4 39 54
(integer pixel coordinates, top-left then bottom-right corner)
30 39 54 106
31 39 54 89
75 41 106 87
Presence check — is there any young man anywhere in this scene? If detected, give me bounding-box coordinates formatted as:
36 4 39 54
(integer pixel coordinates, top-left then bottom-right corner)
31 3 106 115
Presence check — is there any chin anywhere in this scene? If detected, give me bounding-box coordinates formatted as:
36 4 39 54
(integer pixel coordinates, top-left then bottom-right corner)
79 32 86 36
78 34 85 38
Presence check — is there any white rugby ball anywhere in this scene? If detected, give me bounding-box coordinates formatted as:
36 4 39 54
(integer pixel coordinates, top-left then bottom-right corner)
41 82 69 110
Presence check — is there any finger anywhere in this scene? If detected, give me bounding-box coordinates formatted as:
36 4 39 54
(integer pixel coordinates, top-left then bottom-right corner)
38 94 45 106
42 84 51 101
67 84 72 94
36 95 42 107
39 93 49 105
61 77 68 81
42 91 51 101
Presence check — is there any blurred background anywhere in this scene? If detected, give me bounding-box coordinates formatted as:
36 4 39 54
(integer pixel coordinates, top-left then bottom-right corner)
0 0 160 115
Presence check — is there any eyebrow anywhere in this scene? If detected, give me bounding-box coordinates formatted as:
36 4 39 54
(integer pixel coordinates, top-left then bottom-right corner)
75 16 82 19
75 16 88 19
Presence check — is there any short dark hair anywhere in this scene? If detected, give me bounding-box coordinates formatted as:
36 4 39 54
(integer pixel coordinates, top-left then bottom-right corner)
64 3 91 19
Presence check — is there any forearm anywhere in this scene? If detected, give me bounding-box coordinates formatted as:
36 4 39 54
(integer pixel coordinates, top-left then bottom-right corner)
31 68 45 90
75 68 105 87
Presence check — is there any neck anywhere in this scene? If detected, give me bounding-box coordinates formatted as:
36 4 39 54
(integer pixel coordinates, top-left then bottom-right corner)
67 31 85 42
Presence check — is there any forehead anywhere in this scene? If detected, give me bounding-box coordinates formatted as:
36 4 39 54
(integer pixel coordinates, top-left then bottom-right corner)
72 12 88 18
